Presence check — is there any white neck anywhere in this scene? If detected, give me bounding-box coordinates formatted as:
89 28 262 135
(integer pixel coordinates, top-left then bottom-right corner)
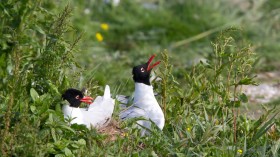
133 83 155 106
133 83 165 130
134 82 154 95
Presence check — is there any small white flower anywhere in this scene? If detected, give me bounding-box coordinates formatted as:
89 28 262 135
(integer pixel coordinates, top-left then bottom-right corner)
84 8 90 15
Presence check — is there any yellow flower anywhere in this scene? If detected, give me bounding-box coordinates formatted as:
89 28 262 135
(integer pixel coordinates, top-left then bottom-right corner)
100 23 109 31
95 32 103 42
237 149 243 154
121 132 128 137
215 119 219 125
187 127 191 131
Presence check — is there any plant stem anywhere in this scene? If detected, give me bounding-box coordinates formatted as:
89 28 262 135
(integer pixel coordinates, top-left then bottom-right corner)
233 85 237 143
1 48 20 156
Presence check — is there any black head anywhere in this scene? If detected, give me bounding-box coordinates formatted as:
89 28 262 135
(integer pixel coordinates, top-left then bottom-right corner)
132 55 161 85
62 88 93 107
62 88 84 107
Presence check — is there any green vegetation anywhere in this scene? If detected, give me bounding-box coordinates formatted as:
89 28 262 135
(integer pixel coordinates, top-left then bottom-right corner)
0 0 279 156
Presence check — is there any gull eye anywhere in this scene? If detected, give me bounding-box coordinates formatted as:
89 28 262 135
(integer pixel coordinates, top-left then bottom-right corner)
140 67 145 72
75 95 80 99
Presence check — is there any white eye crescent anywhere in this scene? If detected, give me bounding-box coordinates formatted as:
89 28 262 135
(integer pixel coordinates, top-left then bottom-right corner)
140 67 145 72
75 95 80 99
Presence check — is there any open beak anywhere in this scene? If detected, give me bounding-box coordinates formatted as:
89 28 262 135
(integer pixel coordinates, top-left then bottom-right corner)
147 54 161 71
80 96 94 104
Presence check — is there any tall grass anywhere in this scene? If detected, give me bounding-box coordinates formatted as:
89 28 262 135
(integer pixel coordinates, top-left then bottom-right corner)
0 1 82 156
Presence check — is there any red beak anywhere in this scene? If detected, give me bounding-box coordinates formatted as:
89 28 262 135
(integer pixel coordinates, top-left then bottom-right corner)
80 96 94 104
147 54 161 71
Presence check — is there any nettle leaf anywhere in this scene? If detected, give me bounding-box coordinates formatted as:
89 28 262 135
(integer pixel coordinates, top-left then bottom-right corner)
30 88 39 101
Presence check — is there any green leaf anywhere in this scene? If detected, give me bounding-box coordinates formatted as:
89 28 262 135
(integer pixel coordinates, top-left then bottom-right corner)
250 106 277 135
51 128 57 142
77 139 86 146
48 113 54 123
30 105 36 113
60 125 75 134
64 147 73 157
234 100 241 108
236 77 257 86
30 88 39 101
61 76 69 89
131 152 139 157
252 112 278 141
151 151 158 157
71 143 79 149
55 103 62 113
35 25 46 35
38 101 50 115
47 80 59 95
239 93 248 103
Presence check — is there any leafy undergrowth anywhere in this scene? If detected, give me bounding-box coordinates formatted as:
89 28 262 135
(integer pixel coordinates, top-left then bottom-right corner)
1 1 280 157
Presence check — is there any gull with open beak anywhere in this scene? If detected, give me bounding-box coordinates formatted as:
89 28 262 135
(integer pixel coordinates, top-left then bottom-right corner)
119 54 164 135
62 85 115 129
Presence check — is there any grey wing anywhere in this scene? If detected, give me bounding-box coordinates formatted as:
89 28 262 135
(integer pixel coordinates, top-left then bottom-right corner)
116 95 130 104
119 106 151 136
119 106 147 120
116 94 135 110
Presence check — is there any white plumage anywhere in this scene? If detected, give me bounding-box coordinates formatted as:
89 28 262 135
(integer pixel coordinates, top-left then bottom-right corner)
120 83 165 135
63 85 115 129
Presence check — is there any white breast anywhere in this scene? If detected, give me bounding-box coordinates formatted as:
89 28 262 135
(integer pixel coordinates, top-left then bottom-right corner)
120 83 165 133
